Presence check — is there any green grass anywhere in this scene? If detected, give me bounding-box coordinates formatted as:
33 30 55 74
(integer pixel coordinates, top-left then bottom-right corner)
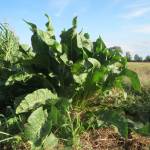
128 62 150 88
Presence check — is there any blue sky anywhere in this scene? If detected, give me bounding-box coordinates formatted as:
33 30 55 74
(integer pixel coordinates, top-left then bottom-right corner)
0 0 150 57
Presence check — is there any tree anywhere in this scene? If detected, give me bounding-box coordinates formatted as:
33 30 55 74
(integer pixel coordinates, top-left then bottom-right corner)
126 51 132 61
134 54 143 62
144 55 150 62
109 46 123 54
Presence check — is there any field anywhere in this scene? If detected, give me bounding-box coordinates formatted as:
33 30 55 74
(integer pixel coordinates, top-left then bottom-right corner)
128 62 150 88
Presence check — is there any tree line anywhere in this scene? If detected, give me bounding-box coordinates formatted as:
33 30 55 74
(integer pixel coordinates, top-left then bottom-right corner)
109 46 150 62
126 52 150 62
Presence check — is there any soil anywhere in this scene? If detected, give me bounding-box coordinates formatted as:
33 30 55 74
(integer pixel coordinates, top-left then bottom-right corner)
0 128 150 150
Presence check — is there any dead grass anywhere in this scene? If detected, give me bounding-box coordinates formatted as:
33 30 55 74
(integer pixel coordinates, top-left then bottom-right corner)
80 128 150 150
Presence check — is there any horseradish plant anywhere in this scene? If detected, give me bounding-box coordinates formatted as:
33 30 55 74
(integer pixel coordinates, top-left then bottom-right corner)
0 15 141 149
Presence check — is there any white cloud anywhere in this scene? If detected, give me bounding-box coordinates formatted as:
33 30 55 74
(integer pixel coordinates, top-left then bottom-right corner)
126 1 150 9
116 42 149 57
134 41 150 49
121 0 150 19
124 41 149 57
106 40 135 55
106 37 150 57
122 6 150 19
73 7 88 17
133 25 150 34
48 0 74 17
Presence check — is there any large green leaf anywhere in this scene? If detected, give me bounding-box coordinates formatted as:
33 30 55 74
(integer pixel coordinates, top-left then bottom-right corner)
45 14 55 37
135 123 150 136
71 60 86 74
108 62 122 74
72 16 77 28
73 73 87 85
25 19 54 55
31 32 49 55
24 107 57 150
43 133 58 150
94 36 106 53
77 32 93 52
60 30 82 62
87 58 101 69
16 89 58 114
122 68 141 91
5 72 33 86
36 30 55 46
24 107 47 143
24 20 37 33
48 105 61 125
19 44 35 59
98 109 128 138
90 67 108 84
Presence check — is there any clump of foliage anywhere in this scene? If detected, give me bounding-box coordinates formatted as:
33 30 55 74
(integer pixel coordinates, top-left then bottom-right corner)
144 55 150 62
0 15 149 149
125 51 132 62
134 54 143 62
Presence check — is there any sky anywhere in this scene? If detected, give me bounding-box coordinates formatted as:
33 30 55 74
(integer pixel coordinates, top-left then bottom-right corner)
0 0 150 58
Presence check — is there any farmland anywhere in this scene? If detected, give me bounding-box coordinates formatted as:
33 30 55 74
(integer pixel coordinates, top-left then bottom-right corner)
0 16 150 150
